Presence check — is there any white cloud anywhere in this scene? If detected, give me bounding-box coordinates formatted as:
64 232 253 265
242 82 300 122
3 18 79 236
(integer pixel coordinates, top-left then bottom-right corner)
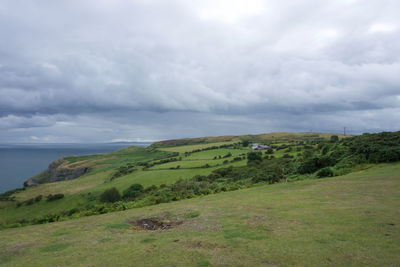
369 23 398 33
197 0 265 24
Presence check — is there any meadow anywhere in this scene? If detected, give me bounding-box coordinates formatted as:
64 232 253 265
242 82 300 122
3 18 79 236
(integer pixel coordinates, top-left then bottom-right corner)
0 163 399 266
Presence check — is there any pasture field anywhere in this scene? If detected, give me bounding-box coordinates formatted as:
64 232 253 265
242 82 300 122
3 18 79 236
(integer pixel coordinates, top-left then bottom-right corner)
0 163 399 266
157 141 239 153
184 148 249 160
148 158 247 170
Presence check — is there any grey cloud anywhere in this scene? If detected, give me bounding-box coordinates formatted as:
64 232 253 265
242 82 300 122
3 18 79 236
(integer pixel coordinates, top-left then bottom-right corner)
0 0 399 142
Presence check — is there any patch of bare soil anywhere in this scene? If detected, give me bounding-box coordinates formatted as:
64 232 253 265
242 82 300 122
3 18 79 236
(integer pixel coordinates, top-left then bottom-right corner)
130 218 183 231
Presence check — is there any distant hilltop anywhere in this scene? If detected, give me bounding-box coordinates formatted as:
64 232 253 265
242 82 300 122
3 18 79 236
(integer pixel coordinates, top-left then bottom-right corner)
152 132 350 148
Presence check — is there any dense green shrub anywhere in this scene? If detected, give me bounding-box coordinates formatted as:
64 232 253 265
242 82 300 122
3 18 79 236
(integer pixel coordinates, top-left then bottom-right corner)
316 167 334 178
265 149 274 154
223 152 232 158
46 194 65 202
123 184 144 200
247 152 262 163
330 135 339 142
110 164 137 180
242 140 250 147
100 188 121 203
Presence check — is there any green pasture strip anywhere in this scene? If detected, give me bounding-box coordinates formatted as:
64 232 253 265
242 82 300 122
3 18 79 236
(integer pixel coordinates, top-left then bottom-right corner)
158 141 238 153
184 148 249 160
148 158 245 170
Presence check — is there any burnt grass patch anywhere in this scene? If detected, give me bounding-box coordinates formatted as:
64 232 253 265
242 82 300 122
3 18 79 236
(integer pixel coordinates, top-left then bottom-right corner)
129 217 183 231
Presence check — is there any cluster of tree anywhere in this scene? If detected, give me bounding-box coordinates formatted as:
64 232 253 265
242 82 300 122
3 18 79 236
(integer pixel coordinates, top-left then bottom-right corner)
110 163 137 181
98 156 292 207
16 195 42 207
295 131 400 175
46 193 65 201
15 193 65 208
140 156 181 169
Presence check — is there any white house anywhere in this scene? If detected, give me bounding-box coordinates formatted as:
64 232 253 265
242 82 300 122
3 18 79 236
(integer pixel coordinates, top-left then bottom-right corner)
251 143 271 150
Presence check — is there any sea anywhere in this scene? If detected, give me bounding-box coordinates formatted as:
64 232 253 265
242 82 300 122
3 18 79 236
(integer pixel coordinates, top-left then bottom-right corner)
0 142 151 193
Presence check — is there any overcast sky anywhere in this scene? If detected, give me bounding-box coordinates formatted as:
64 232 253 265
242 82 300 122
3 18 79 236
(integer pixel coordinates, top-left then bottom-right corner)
0 0 399 143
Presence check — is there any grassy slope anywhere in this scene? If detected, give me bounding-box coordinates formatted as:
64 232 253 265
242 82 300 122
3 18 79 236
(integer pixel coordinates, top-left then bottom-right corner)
0 132 345 227
1 163 399 266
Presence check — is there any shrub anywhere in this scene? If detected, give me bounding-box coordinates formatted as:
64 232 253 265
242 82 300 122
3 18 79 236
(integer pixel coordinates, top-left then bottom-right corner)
123 184 144 199
330 135 339 142
100 188 121 203
265 149 274 154
46 194 65 202
25 198 35 205
242 140 250 147
247 152 262 162
316 167 334 178
144 185 158 193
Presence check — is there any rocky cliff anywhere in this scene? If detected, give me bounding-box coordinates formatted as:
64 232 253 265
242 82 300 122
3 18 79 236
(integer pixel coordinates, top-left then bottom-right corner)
24 158 91 187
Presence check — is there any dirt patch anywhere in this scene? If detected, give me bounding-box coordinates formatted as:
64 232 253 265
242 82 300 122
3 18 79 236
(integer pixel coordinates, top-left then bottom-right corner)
129 218 183 231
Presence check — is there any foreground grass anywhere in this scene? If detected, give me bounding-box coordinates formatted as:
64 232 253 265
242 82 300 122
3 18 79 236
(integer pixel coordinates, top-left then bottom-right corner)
0 163 399 266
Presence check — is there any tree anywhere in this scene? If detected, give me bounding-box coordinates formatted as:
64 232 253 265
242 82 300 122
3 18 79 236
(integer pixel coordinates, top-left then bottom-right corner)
247 152 262 163
330 135 339 142
123 184 144 199
242 140 250 147
100 187 121 203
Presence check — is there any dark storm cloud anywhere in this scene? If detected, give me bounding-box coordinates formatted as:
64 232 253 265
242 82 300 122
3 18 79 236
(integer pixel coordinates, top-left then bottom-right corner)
0 0 399 142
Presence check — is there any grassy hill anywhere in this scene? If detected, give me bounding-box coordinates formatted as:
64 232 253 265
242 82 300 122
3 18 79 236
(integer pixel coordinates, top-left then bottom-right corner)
0 163 399 266
0 131 399 266
0 132 344 227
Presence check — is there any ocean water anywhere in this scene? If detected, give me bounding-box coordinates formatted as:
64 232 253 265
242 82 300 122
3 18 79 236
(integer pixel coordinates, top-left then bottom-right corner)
0 143 151 193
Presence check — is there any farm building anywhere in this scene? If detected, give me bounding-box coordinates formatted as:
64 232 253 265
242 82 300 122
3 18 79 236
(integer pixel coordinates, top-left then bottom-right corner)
251 143 271 150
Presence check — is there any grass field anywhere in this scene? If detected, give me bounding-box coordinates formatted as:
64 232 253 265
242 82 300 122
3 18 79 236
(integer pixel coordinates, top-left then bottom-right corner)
157 141 239 153
0 163 399 266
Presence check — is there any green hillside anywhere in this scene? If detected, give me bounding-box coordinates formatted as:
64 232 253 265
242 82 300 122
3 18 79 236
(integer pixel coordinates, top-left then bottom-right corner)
0 163 399 266
0 131 399 266
0 132 345 227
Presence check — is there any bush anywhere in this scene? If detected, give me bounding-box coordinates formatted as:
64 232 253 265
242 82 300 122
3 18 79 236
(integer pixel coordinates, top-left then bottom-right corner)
330 135 339 142
46 194 65 202
123 184 144 200
265 149 274 154
247 152 262 162
316 167 334 178
242 140 250 147
100 188 121 203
